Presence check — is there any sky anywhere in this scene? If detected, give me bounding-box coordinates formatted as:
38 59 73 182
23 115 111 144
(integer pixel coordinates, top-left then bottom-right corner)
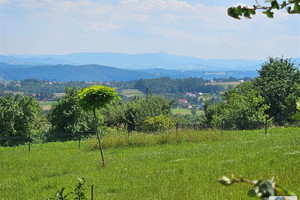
0 0 299 59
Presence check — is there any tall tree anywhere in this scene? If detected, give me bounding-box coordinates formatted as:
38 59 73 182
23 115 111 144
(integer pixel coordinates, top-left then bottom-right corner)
254 57 300 120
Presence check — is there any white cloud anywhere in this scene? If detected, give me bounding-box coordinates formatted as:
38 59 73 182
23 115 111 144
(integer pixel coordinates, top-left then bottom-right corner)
1 0 299 58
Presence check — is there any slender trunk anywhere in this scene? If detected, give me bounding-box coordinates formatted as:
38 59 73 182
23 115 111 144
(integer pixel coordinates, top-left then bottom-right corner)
93 108 105 167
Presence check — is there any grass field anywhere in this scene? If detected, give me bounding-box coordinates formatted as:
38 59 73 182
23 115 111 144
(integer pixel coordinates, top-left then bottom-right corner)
121 89 144 98
172 108 204 115
39 101 54 111
0 128 299 199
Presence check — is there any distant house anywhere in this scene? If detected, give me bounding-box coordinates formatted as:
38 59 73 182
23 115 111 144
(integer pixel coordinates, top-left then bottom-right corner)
178 99 187 103
186 92 196 97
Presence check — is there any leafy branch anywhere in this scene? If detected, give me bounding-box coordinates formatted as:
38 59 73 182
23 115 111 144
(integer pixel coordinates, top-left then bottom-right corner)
218 175 295 199
47 178 87 200
228 0 300 19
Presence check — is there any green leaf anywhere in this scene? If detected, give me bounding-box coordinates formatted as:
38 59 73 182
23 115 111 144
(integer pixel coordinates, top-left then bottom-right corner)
280 1 287 9
275 183 296 196
248 186 260 197
271 0 280 9
227 7 241 19
294 1 300 12
263 9 274 18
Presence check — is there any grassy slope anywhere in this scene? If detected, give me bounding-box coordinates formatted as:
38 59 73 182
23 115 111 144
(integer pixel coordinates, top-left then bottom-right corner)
0 128 299 199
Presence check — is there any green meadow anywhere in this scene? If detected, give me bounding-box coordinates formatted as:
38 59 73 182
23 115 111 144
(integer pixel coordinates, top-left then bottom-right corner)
121 89 144 98
0 128 299 199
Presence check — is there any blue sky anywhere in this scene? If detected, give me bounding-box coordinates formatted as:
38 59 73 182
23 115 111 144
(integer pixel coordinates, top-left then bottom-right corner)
1 0 299 59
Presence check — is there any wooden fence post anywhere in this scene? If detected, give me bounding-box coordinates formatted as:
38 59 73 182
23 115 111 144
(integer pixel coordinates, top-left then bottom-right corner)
28 132 31 152
78 132 81 149
265 118 268 135
221 119 224 136
91 185 94 200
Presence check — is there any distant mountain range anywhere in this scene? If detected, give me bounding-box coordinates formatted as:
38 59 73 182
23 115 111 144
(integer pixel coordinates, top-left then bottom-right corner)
1 52 288 70
0 62 258 82
0 52 299 81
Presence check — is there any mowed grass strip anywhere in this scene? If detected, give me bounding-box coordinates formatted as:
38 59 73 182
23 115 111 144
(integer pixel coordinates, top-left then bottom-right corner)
121 89 144 98
172 108 204 115
0 127 299 199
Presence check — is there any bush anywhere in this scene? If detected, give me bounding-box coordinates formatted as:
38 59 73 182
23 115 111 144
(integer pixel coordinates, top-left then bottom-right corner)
142 114 174 132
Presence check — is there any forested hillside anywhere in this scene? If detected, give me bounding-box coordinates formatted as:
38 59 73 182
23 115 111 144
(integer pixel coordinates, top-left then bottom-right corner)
0 77 225 99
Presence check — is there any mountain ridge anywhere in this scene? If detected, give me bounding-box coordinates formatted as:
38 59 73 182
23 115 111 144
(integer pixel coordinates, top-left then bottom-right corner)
1 52 285 71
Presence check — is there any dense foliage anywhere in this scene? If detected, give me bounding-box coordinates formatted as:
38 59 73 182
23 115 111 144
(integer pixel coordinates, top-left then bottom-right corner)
0 94 42 146
78 85 120 112
101 95 173 132
47 87 96 141
254 58 300 120
212 82 269 129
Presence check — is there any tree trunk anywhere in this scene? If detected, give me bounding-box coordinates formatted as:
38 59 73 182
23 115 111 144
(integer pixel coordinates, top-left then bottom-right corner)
93 108 105 167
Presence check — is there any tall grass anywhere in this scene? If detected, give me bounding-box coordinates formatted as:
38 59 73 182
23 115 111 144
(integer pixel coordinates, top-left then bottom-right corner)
87 129 235 150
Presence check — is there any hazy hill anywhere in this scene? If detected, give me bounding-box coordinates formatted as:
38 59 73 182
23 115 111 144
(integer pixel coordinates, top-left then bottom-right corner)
0 63 258 82
0 52 271 71
0 64 155 82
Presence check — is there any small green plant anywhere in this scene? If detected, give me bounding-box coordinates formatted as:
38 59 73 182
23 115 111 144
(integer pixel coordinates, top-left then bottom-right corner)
218 175 295 199
47 178 87 200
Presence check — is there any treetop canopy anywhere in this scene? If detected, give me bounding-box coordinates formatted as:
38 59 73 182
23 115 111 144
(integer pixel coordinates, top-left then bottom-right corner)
77 85 121 111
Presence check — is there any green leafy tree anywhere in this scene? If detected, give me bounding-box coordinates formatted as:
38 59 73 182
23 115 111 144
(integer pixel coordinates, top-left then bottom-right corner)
228 0 300 19
211 82 269 129
0 94 41 146
254 57 300 121
78 85 120 167
48 87 95 141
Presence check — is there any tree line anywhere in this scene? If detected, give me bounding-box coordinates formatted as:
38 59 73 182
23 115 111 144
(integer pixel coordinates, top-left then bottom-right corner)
0 77 226 101
203 57 300 129
134 77 224 95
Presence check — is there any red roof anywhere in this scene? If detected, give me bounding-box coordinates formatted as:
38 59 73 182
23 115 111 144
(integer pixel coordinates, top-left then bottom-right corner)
178 99 187 103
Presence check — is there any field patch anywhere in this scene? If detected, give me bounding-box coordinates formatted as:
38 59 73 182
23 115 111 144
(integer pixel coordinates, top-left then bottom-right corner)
121 89 144 98
172 108 203 115
39 101 54 110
